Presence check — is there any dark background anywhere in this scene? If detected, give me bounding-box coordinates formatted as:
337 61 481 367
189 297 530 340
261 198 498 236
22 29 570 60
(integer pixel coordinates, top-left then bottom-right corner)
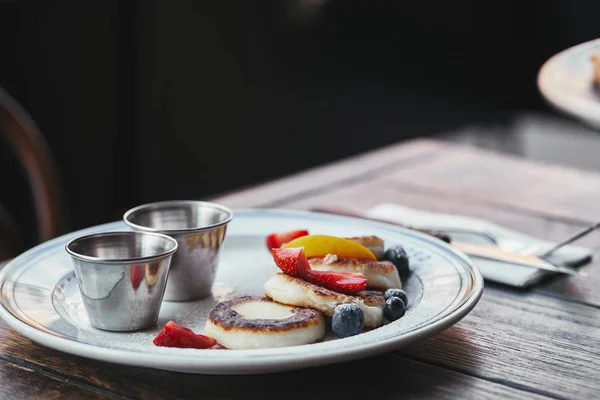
1 1 599 252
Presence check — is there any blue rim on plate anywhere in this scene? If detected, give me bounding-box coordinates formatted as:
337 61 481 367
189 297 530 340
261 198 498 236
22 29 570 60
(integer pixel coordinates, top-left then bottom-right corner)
0 209 484 374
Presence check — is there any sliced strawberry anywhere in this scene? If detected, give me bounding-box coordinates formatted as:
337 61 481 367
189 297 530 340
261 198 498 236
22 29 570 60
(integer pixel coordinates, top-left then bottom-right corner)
271 246 366 294
153 321 217 349
130 264 145 290
305 270 367 295
266 229 309 250
271 247 311 278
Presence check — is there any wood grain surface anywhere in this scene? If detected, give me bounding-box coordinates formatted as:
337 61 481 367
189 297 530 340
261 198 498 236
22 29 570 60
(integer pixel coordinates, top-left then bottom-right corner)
1 138 599 399
0 319 547 400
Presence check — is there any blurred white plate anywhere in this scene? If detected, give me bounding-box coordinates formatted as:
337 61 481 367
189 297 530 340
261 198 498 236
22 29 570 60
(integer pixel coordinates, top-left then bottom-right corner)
538 38 600 128
0 209 483 375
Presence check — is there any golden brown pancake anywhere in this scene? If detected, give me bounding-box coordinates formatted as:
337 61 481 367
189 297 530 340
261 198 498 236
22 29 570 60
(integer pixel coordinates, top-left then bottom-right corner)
204 296 325 349
264 273 385 328
346 235 385 260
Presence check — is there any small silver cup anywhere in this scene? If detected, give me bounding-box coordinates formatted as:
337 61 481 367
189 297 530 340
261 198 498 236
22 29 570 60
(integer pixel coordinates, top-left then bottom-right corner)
123 200 233 301
65 231 178 331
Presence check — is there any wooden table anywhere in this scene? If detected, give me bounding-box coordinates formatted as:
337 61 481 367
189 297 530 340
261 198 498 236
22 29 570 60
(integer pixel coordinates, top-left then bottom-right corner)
1 138 599 399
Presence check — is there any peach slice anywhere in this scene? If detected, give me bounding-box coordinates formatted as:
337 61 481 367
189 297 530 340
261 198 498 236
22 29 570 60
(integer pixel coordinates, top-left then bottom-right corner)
282 234 377 261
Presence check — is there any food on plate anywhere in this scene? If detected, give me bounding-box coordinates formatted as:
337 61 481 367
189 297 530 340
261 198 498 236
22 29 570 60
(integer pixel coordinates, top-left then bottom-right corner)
384 288 408 306
271 247 311 278
265 229 309 250
272 247 367 294
264 273 385 328
308 255 401 291
305 269 368 295
283 234 377 261
346 235 385 259
203 296 325 349
153 320 217 349
383 297 406 322
331 304 364 338
185 231 409 350
384 245 410 277
593 53 600 86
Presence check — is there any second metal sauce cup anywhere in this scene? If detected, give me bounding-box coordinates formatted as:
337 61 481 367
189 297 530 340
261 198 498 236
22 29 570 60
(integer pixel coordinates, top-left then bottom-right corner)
123 200 233 301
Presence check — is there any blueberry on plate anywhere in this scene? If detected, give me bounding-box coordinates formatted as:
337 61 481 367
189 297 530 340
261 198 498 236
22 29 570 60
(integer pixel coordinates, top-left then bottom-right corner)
384 288 408 306
384 297 406 322
384 245 410 276
331 304 364 338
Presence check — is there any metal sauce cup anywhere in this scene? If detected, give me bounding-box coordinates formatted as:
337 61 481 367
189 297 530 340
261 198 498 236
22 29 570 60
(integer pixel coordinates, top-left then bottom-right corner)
123 201 233 301
65 231 178 331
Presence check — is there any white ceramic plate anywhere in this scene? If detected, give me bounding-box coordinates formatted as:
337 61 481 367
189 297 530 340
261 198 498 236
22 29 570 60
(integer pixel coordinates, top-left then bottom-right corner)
538 38 600 128
0 209 483 374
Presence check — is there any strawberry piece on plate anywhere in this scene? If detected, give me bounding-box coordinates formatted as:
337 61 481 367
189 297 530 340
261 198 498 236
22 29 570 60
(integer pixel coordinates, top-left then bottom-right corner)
130 264 145 290
266 229 309 250
271 247 311 278
306 270 367 295
272 247 366 294
153 321 217 349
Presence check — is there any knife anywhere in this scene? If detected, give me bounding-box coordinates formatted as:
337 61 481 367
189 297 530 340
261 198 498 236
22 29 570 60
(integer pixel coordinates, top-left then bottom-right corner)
451 242 586 276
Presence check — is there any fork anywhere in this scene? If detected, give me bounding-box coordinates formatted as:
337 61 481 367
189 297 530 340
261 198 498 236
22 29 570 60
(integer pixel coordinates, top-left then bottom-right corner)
309 206 593 276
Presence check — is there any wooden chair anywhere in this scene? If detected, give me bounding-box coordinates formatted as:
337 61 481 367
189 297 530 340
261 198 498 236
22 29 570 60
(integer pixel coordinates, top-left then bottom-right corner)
0 86 68 259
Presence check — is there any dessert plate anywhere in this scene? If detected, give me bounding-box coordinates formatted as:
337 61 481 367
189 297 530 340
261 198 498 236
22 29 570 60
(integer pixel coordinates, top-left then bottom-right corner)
0 209 483 374
538 38 600 128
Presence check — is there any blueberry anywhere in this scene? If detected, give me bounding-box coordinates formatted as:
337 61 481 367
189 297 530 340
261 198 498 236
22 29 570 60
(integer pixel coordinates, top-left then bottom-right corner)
384 297 406 322
384 288 408 306
384 245 410 276
331 304 364 338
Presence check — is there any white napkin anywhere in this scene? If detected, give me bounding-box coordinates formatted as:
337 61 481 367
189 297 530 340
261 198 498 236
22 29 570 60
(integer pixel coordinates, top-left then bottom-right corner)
367 203 592 287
